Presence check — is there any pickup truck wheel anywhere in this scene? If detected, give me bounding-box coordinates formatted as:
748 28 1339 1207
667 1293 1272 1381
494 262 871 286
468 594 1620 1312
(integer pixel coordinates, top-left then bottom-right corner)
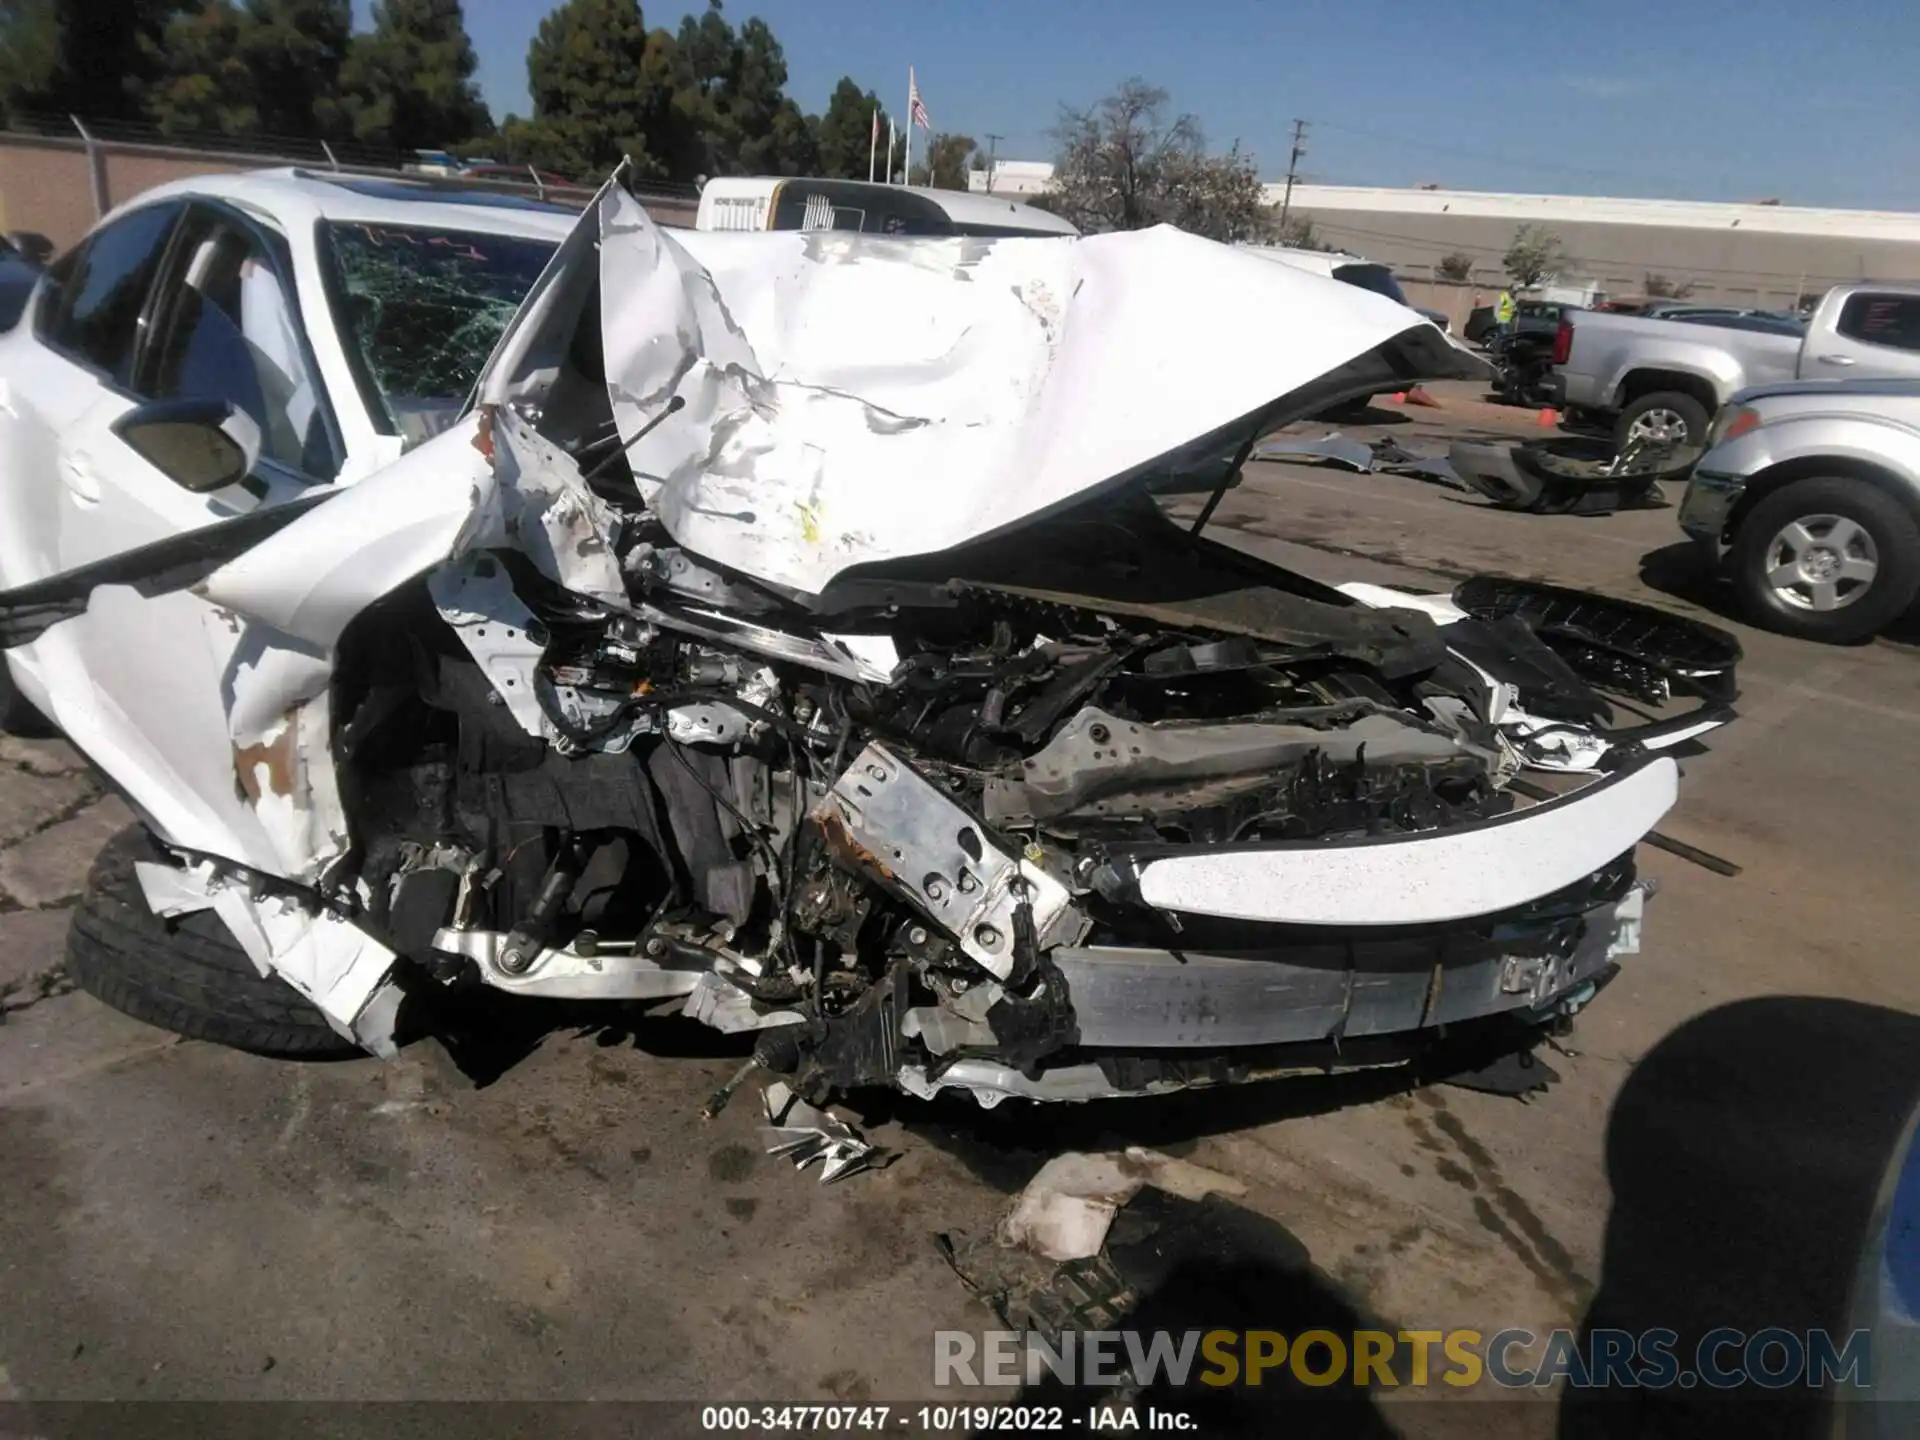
66 826 359 1058
1616 391 1710 451
1730 477 1920 643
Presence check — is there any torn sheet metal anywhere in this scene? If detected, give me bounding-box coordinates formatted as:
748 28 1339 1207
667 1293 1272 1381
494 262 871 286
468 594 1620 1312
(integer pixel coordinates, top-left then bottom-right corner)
197 412 495 653
134 858 219 917
1369 437 1469 490
556 188 1485 599
761 1081 881 1182
429 555 555 740
229 694 350 885
200 880 402 1055
488 407 626 604
1253 431 1375 471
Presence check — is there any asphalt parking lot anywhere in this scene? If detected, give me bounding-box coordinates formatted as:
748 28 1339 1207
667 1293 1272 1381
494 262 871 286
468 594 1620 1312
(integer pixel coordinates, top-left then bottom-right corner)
3 380 1918 1437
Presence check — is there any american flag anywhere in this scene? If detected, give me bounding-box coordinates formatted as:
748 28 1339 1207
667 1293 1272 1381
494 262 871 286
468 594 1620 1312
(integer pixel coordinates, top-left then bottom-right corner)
909 68 931 130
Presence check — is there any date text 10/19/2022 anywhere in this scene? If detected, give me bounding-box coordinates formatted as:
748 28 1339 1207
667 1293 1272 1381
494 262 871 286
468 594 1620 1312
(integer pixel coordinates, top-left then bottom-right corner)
700 1406 1196 1432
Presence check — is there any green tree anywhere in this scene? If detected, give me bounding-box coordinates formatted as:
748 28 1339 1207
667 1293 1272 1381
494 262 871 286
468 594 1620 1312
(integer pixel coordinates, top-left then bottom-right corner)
812 76 886 180
722 16 804 173
1503 223 1567 288
504 0 665 181
140 0 258 136
338 0 491 151
2 0 184 124
654 3 810 177
914 131 975 190
236 0 352 140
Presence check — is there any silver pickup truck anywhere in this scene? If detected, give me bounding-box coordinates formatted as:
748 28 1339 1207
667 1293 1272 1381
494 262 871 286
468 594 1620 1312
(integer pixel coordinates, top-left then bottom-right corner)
1680 378 1920 642
1551 283 1920 450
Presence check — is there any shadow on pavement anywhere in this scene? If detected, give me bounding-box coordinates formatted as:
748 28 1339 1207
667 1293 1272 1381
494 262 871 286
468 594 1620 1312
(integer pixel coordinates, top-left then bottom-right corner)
1639 537 1920 648
406 981 752 1089
1310 400 1413 426
1637 540 1732 617
1560 997 1920 1440
960 1188 1405 1438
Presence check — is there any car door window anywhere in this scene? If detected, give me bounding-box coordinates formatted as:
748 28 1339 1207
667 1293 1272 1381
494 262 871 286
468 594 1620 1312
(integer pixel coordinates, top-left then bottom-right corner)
37 202 182 387
144 211 339 479
1836 294 1920 353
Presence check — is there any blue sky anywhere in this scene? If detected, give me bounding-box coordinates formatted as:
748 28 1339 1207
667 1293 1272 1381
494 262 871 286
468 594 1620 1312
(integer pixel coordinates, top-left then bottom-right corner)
357 0 1920 210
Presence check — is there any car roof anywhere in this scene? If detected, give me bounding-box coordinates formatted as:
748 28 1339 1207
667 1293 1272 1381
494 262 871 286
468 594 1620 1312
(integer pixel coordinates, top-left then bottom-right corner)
108 167 582 245
896 186 1079 235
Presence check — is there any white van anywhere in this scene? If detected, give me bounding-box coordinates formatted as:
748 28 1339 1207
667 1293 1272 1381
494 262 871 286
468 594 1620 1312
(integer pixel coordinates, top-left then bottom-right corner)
697 176 1078 238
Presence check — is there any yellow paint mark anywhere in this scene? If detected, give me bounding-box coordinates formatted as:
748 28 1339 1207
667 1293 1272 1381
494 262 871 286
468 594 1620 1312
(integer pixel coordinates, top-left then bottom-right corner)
796 502 821 545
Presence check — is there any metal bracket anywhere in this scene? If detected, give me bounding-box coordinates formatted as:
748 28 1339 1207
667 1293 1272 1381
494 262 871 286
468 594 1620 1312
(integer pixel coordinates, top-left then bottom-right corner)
818 744 1082 982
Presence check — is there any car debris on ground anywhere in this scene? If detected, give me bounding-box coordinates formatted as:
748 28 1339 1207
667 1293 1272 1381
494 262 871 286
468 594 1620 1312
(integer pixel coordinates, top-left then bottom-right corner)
759 1080 885 1182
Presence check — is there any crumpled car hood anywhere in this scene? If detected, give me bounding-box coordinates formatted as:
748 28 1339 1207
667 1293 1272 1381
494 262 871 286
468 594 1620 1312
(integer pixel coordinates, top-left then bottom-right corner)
491 186 1486 600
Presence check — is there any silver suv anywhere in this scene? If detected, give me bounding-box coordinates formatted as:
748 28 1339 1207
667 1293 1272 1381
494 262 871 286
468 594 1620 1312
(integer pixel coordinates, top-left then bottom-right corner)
1681 376 1920 642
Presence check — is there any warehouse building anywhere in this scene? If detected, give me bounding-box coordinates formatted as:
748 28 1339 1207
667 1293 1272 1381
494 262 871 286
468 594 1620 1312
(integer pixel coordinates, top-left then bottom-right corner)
1270 184 1920 307
971 162 1920 307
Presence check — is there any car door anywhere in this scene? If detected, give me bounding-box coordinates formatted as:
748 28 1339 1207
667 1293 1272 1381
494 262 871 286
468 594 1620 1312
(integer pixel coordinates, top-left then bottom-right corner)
16 201 348 861
1806 292 1920 380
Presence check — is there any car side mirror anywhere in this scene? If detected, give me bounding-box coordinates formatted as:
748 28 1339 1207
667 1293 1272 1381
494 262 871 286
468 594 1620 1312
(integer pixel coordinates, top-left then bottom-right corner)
111 398 263 494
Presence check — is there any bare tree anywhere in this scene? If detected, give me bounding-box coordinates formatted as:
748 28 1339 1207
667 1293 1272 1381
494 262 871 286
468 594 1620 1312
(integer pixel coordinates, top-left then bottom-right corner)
1503 224 1568 288
1643 272 1696 299
1050 77 1272 242
1276 213 1332 250
1437 251 1475 282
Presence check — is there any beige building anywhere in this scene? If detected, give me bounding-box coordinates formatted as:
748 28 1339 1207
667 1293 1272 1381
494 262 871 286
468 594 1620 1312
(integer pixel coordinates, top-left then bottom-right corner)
974 161 1920 308
1270 183 1920 307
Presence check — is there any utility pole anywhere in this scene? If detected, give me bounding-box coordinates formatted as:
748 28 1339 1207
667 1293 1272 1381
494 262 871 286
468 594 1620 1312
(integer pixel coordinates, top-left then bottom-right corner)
1278 118 1308 232
984 133 1003 192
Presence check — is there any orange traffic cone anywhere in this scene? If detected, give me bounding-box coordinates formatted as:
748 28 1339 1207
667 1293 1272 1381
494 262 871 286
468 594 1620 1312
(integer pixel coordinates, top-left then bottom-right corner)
1389 392 1408 404
1536 407 1559 427
1404 385 1441 408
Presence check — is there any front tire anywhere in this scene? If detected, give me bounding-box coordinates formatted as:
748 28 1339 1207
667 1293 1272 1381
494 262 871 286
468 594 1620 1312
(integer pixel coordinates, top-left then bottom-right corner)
1729 476 1920 643
1615 390 1710 452
67 827 359 1058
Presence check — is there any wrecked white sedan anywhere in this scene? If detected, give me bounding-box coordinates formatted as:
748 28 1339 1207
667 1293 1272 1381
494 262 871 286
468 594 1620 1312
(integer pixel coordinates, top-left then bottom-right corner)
0 170 1740 1106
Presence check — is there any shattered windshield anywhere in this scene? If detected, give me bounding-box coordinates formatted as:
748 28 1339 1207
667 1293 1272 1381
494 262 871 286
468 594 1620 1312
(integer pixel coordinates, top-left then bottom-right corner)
320 221 557 446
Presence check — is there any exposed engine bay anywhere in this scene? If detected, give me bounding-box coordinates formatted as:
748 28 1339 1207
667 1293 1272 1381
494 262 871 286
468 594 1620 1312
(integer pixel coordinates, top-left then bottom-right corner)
18 180 1739 1107
305 410 1734 1105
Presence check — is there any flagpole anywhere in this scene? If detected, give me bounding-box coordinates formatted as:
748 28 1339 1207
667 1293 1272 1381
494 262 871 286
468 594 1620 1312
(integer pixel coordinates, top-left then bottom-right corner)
903 68 913 184
885 120 896 186
867 105 877 183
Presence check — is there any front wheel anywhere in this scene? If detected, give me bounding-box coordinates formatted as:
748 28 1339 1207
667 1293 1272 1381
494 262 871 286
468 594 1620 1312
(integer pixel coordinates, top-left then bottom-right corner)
1729 476 1920 643
1615 391 1710 452
67 826 359 1058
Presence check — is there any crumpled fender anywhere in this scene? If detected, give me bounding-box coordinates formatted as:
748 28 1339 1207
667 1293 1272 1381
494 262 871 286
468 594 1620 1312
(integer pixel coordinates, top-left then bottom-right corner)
198 412 498 652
